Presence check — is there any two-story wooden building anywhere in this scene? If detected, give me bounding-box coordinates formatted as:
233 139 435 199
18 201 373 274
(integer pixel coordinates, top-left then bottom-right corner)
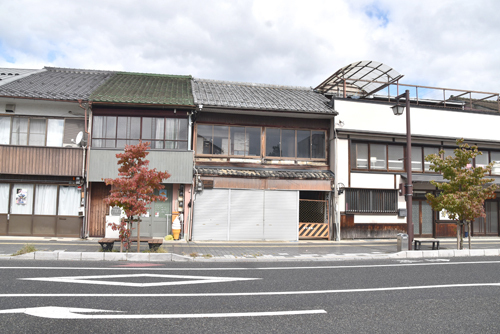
0 67 113 237
189 79 337 241
86 72 195 239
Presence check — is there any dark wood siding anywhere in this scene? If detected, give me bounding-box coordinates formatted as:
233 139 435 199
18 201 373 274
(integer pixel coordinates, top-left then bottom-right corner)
197 112 330 129
340 214 407 239
0 146 83 176
89 182 110 237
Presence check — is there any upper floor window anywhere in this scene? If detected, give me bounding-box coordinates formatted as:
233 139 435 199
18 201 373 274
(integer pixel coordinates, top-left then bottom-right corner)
351 143 404 171
196 125 261 157
195 124 327 160
0 116 77 147
92 116 187 149
266 129 326 159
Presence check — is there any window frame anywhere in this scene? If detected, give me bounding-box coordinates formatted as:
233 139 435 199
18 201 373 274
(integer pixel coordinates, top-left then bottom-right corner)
0 116 70 147
351 141 445 173
195 124 262 158
91 115 189 150
345 188 398 214
263 127 327 161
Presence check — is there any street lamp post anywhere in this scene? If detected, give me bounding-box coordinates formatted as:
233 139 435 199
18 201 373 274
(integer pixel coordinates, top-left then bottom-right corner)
392 90 413 251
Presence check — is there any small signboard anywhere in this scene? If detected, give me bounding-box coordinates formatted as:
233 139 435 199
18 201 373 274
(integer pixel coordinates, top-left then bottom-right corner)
111 206 122 216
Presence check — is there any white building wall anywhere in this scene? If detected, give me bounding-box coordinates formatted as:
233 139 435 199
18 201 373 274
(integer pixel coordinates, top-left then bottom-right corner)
0 98 83 118
335 99 500 142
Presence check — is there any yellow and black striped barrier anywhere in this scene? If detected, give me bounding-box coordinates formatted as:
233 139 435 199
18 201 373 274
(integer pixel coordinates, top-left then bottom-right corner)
299 223 329 239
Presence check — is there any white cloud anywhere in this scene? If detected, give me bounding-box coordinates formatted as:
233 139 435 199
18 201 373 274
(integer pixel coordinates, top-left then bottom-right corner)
0 0 498 93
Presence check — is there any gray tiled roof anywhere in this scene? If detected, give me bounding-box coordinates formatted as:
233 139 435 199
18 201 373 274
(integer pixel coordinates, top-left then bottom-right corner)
192 78 336 114
0 67 115 100
197 167 334 180
0 68 40 84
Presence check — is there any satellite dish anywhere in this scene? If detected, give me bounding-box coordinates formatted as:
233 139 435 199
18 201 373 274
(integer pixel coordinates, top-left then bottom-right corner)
75 131 84 146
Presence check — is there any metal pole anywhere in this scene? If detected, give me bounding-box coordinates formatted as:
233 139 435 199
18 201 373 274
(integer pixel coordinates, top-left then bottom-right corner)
405 90 413 250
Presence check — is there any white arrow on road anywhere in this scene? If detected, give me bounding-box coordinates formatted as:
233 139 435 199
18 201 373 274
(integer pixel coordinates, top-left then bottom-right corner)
0 306 326 319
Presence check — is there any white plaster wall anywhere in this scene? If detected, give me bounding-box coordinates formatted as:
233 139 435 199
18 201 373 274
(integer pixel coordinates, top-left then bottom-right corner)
350 173 395 189
354 215 406 224
0 98 84 118
337 139 349 186
335 99 500 142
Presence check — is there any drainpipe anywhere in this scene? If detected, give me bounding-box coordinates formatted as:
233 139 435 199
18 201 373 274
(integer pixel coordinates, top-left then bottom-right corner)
78 100 91 238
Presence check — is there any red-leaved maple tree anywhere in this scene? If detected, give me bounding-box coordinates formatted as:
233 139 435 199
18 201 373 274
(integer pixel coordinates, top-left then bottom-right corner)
104 142 171 252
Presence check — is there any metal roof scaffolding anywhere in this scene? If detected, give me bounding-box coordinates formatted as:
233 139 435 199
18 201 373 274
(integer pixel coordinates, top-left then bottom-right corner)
314 60 404 98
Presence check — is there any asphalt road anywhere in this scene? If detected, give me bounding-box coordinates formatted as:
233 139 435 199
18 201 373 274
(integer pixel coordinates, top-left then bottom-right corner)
0 257 499 333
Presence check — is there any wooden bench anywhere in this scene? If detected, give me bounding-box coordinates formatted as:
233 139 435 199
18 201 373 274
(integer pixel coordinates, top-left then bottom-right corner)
98 238 163 251
414 238 440 250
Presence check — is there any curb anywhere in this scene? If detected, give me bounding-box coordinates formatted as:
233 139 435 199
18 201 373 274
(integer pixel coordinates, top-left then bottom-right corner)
1 249 499 262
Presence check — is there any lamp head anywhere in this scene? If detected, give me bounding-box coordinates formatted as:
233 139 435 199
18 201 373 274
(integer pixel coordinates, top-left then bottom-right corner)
391 105 405 116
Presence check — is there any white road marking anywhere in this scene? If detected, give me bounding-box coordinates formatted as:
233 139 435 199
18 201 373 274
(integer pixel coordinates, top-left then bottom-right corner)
1 282 499 298
1 260 499 271
0 306 326 319
20 273 260 287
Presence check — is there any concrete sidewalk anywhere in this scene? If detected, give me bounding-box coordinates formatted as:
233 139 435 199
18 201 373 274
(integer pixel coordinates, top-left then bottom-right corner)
0 236 499 262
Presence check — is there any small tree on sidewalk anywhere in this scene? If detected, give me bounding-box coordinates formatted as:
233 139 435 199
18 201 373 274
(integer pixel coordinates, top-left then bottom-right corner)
425 139 497 250
104 142 171 252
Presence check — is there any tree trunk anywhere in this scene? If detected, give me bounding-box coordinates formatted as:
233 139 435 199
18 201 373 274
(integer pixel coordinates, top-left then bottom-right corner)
468 221 471 249
137 219 141 253
459 220 464 250
456 222 460 250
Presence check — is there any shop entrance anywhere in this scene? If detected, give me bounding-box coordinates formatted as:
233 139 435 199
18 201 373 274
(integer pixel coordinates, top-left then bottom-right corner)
133 185 172 238
298 191 329 239
412 200 433 237
473 201 499 236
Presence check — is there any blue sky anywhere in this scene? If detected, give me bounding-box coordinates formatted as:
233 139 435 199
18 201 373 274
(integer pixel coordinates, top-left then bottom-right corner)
0 0 499 94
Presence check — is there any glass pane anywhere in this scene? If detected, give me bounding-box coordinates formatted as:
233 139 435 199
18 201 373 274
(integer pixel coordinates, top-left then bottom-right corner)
424 147 439 172
0 116 11 144
11 184 33 214
34 185 57 215
476 151 489 168
165 118 176 141
247 127 261 156
117 117 140 140
412 201 420 235
311 131 325 159
355 143 368 169
28 119 47 146
46 119 64 147
177 119 188 141
422 202 433 234
266 128 280 157
411 146 422 171
142 117 153 139
491 152 500 175
370 144 386 170
104 116 116 139
58 186 80 216
230 126 246 156
176 141 188 150
213 126 228 155
11 117 28 145
196 125 212 154
443 148 456 158
297 130 310 158
0 183 9 214
487 202 498 234
388 145 404 170
281 129 295 158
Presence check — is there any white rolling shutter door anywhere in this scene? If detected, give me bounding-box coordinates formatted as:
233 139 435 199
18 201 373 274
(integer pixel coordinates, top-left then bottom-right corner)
192 189 229 240
229 190 264 240
264 190 298 241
